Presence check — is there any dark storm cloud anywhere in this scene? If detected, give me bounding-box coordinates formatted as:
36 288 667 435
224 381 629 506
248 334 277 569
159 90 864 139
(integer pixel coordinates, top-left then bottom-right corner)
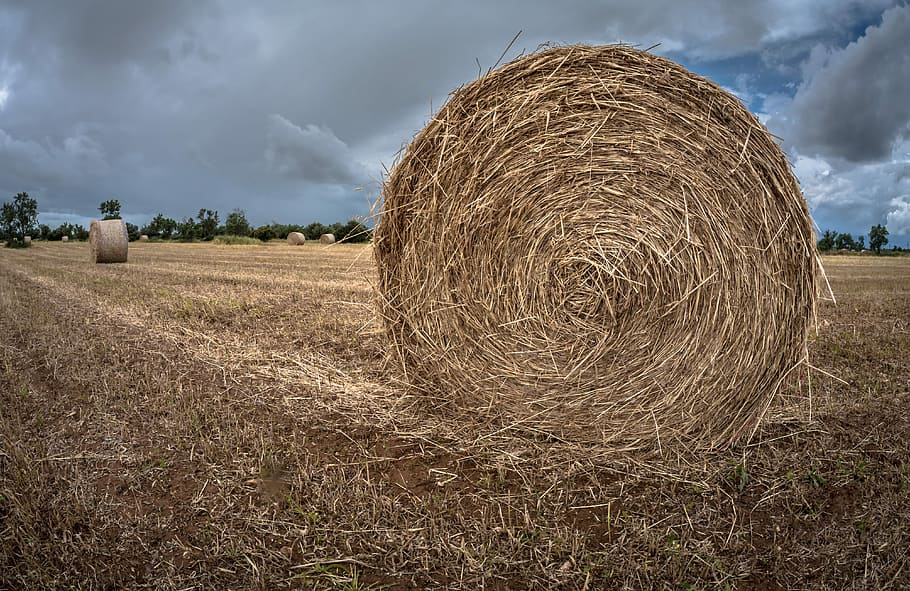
0 0 905 238
788 4 910 162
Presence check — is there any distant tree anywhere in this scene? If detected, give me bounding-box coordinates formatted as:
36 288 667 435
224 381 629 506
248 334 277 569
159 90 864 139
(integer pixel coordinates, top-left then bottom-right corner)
834 232 855 251
817 229 836 252
1 192 39 246
49 222 79 240
177 216 197 240
125 222 140 241
72 224 89 240
0 203 13 242
224 208 251 237
251 225 276 241
142 213 178 239
267 223 305 239
99 199 122 220
38 223 51 240
337 219 372 243
855 235 865 252
869 224 889 254
303 222 328 241
196 208 219 241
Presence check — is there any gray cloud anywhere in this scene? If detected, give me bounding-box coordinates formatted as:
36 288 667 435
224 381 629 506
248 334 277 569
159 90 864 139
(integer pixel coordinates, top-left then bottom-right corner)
264 114 367 186
0 0 905 241
787 4 910 162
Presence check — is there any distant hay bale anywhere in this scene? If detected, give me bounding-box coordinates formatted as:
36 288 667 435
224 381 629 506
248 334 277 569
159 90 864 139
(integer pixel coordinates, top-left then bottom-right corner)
139 234 149 242
287 231 306 245
320 233 336 244
89 219 128 263
374 45 817 451
61 235 69 242
23 236 31 244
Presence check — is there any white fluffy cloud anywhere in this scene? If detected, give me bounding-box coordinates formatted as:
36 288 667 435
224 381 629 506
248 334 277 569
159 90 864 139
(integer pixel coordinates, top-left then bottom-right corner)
887 196 910 235
762 4 910 241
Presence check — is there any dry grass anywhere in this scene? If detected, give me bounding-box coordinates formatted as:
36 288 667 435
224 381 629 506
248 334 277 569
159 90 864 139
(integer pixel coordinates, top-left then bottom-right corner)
89 219 129 263
1 242 908 590
375 45 817 453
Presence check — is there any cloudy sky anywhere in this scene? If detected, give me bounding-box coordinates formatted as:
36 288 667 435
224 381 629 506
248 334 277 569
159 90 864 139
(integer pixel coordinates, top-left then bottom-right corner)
1 1 908 246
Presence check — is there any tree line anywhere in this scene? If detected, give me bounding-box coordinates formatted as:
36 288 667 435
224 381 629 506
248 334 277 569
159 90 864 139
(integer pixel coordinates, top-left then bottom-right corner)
817 224 890 254
6 192 897 253
2 193 371 247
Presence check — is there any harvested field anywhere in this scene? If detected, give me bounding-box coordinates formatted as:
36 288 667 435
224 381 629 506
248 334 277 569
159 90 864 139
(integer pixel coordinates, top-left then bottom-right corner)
1 242 909 590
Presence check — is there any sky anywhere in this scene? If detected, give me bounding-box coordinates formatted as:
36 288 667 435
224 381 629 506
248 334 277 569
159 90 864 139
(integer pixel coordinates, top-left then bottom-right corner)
0 1 908 247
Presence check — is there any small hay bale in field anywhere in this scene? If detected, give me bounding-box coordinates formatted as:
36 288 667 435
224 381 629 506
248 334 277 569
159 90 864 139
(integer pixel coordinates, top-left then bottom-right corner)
139 234 149 242
61 235 69 242
24 236 31 244
89 219 128 263
320 233 336 244
374 45 817 451
287 231 306 245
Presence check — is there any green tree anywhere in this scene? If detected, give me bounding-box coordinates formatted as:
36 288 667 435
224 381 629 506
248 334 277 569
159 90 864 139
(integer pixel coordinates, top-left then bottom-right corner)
1 192 39 246
142 213 178 239
125 222 140 241
817 229 836 252
177 216 197 240
855 235 864 252
834 232 855 251
869 224 889 254
38 223 51 239
196 208 219 241
338 219 372 243
72 224 89 240
251 225 276 241
99 199 122 220
224 208 251 237
303 222 328 241
50 222 79 240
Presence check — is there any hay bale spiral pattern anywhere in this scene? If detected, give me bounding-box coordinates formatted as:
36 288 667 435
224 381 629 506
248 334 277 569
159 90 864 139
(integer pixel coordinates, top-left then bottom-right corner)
89 219 128 263
375 45 817 449
320 233 336 244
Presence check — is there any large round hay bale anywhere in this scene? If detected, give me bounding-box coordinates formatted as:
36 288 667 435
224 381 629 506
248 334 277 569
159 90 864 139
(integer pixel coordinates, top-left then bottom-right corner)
374 45 817 450
61 235 69 242
89 219 128 263
320 233 336 244
23 236 31 244
139 234 149 242
287 231 306 245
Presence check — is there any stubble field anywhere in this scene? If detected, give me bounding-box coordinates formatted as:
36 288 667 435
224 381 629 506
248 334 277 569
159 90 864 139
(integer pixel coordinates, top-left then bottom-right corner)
1 241 908 590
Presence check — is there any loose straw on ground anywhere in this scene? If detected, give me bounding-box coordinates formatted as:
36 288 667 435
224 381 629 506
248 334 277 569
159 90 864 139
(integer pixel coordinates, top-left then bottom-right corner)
89 219 128 263
374 44 817 451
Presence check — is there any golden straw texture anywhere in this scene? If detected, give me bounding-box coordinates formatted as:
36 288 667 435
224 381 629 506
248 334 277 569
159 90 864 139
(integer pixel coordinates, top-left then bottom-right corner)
89 219 128 264
374 45 817 450
287 231 306 245
320 233 336 244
